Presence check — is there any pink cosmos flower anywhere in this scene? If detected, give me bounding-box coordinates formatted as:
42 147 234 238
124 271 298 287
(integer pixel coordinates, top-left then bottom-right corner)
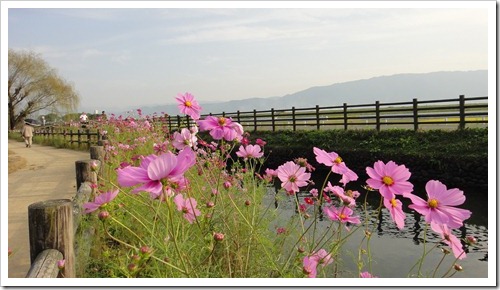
83 189 119 214
366 160 414 200
430 222 466 260
172 128 198 150
360 271 378 278
276 161 311 194
173 194 201 224
340 167 359 186
383 197 406 230
176 92 202 120
255 138 266 146
302 249 332 278
313 147 349 174
404 180 471 229
324 206 361 229
326 182 356 207
117 148 196 199
197 116 244 141
312 249 333 267
302 256 319 278
236 144 264 160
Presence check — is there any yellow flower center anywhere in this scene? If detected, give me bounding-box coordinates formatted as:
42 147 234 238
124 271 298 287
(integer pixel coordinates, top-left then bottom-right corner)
218 117 226 126
184 101 192 107
339 213 347 219
382 176 394 186
334 156 343 164
390 198 397 208
428 199 439 209
289 175 297 183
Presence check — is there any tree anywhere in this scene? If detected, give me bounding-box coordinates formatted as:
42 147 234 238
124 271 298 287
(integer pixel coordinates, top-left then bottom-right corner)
8 49 80 129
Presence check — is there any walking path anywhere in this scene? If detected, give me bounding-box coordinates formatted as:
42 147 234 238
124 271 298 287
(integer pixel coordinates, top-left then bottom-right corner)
7 139 90 278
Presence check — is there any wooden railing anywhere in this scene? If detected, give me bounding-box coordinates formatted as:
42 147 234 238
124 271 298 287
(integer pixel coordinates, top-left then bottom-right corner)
25 145 105 278
34 127 103 148
166 95 488 132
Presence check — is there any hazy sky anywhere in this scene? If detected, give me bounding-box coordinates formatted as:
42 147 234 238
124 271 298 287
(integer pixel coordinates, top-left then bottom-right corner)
4 1 493 113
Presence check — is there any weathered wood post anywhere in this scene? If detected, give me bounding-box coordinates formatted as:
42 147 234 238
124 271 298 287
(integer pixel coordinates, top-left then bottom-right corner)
28 199 75 278
315 105 321 130
75 159 100 190
343 103 348 130
459 94 466 130
375 101 381 132
271 108 275 132
253 109 257 132
413 98 419 131
26 249 63 278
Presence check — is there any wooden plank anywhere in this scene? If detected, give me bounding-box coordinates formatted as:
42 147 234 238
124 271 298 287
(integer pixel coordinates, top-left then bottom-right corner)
26 249 63 278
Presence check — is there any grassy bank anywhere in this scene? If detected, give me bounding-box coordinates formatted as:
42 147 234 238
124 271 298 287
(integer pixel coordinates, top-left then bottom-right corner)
248 128 488 188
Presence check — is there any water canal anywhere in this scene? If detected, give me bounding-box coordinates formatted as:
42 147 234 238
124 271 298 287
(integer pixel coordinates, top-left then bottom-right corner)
264 180 488 278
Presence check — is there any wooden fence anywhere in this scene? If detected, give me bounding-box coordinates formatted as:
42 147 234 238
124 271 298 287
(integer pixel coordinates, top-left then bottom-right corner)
26 145 105 278
34 127 103 148
166 95 488 132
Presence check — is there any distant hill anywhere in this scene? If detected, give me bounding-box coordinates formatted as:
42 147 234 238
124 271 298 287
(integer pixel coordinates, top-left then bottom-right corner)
128 70 488 116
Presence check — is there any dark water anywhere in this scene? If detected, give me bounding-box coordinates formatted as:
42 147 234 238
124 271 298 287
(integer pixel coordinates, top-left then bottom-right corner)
264 181 488 278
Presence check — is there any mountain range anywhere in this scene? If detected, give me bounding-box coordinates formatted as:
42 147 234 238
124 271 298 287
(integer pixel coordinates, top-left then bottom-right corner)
124 70 488 116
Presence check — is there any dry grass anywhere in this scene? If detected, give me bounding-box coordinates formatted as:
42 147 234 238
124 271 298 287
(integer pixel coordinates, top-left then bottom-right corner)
8 150 27 174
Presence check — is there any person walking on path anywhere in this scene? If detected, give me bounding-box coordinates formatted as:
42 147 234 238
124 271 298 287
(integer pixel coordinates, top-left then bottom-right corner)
21 122 34 148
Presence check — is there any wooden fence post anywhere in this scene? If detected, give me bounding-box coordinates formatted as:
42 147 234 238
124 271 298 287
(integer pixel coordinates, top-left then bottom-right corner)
413 98 419 131
28 199 75 278
375 101 381 132
86 129 91 148
186 115 190 128
315 105 320 130
343 103 348 130
459 95 465 130
168 115 172 132
237 111 241 123
292 107 296 131
77 130 82 148
75 159 100 190
177 115 181 131
253 109 257 132
271 108 275 132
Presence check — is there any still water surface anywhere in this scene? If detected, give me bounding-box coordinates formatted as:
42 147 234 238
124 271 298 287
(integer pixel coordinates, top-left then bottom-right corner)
264 183 488 278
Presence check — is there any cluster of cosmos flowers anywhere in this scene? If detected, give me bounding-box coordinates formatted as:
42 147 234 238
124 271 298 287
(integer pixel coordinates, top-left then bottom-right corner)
82 92 473 278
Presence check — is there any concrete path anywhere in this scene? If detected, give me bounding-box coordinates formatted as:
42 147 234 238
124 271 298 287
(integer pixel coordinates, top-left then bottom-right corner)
7 139 90 278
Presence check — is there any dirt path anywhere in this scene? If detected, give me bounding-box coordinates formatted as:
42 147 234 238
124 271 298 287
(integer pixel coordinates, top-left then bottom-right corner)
6 139 90 278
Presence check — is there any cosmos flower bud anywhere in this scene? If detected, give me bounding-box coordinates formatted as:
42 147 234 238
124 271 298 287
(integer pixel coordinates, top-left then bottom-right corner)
245 200 251 206
206 201 215 208
140 246 152 255
57 259 65 270
90 160 99 171
213 232 225 242
98 211 110 220
454 264 463 271
441 248 451 255
128 263 137 272
466 236 478 245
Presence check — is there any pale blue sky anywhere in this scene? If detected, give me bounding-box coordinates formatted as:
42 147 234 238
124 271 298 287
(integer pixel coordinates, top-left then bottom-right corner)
4 2 492 113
